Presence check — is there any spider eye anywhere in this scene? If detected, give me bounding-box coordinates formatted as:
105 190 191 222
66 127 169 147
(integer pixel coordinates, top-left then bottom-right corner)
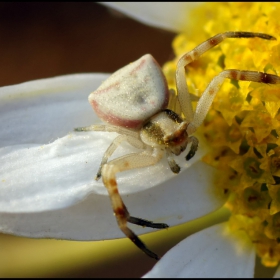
170 131 187 146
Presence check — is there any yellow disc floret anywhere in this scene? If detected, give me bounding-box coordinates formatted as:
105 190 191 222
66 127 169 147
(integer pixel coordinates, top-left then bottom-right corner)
163 2 280 267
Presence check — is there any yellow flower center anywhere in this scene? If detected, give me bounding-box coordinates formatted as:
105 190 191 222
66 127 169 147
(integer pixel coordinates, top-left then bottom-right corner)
163 2 280 267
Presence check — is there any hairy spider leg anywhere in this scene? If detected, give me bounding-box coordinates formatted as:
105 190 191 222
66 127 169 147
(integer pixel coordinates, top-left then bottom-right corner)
176 31 276 125
173 31 278 161
74 124 169 259
192 70 280 129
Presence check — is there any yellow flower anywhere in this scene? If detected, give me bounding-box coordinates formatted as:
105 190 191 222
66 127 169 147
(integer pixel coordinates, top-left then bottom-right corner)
150 2 280 274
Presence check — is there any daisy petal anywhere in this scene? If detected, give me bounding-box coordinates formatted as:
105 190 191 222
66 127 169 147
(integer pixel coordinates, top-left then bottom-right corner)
102 2 202 33
0 74 226 240
144 222 255 278
0 74 107 146
0 157 225 240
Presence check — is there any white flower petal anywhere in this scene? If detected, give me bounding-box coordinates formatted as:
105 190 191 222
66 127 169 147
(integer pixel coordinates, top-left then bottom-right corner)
0 74 107 146
102 2 202 33
0 153 225 239
273 266 280 278
0 74 226 240
144 222 255 278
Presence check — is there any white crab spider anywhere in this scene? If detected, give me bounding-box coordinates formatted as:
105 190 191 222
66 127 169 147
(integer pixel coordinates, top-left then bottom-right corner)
75 31 280 260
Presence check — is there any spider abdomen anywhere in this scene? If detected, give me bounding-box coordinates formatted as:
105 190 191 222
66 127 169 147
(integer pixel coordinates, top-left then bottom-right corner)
88 54 169 130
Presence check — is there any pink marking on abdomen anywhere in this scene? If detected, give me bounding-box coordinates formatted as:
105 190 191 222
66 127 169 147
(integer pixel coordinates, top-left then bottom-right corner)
129 58 146 75
93 81 120 95
90 100 143 130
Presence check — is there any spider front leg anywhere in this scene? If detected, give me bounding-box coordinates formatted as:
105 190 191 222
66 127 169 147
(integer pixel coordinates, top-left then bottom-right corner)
166 149 181 174
190 69 280 130
186 136 199 161
175 31 276 123
101 148 168 260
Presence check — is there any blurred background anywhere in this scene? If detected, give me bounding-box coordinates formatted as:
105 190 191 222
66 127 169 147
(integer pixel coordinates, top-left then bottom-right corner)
0 2 175 87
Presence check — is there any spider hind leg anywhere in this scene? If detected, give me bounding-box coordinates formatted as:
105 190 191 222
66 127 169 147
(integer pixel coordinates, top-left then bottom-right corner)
101 149 165 260
128 216 169 229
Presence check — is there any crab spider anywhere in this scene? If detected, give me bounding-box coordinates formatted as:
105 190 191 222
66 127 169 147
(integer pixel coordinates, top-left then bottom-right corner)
75 31 280 260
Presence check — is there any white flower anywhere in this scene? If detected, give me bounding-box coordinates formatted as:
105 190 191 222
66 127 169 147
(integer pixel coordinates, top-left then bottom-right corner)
144 222 255 278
